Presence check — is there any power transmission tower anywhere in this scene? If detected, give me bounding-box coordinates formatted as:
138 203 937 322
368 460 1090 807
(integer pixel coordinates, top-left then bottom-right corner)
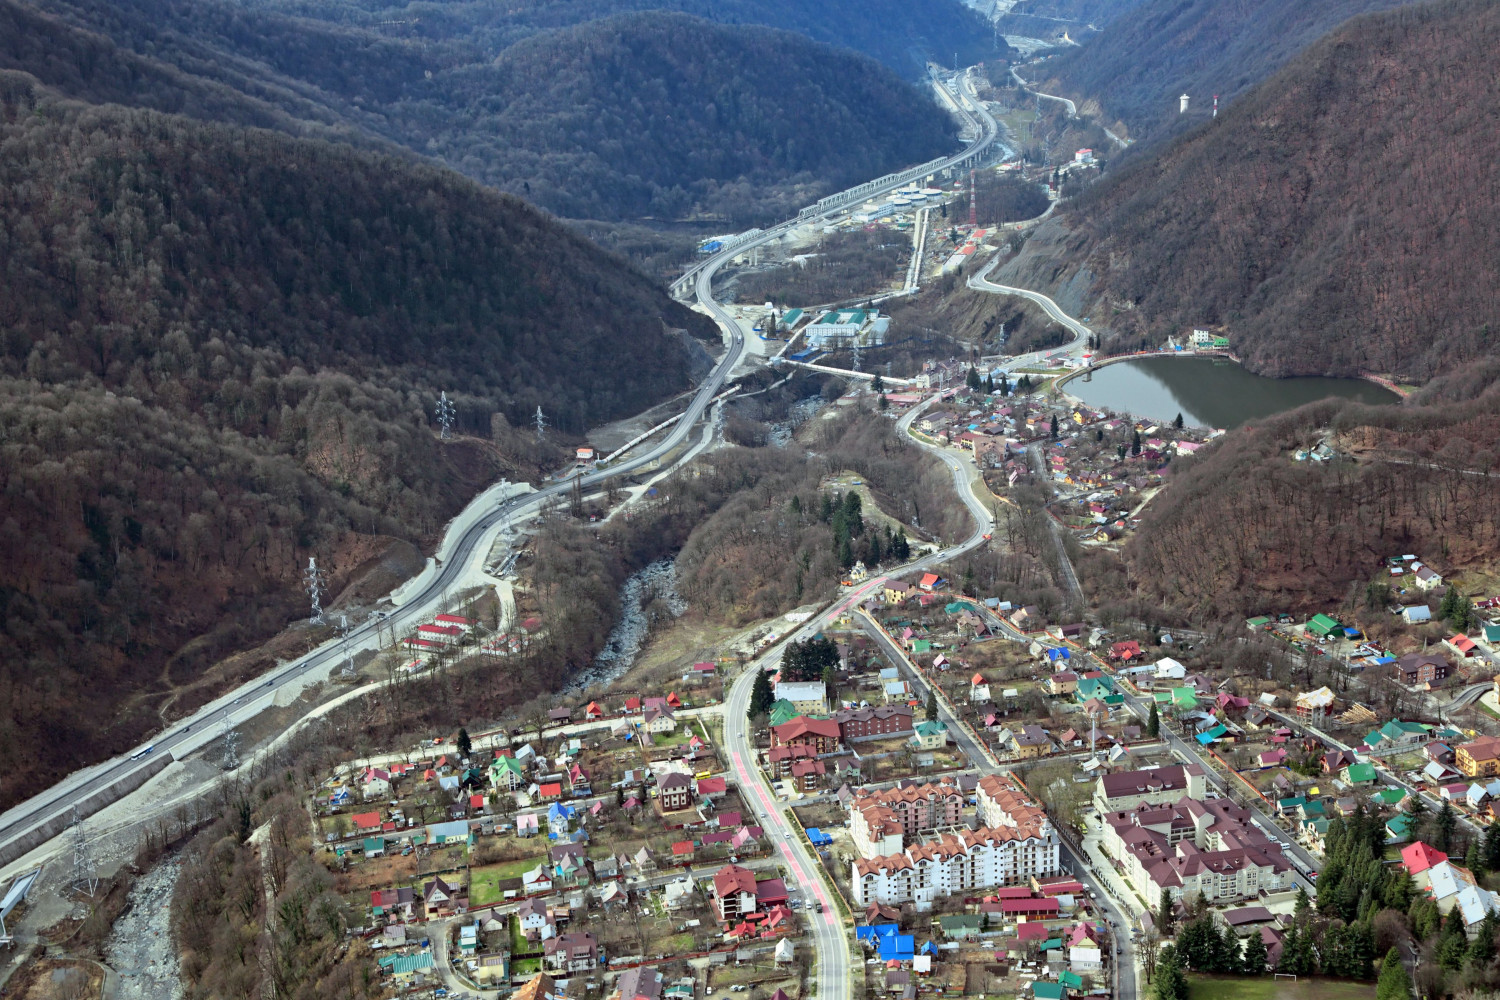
435 392 456 440
851 341 862 373
337 613 354 676
533 406 547 442
221 717 240 771
70 808 98 898
304 557 326 625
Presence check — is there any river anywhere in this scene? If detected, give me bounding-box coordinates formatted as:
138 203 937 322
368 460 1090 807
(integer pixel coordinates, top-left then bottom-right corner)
572 559 687 690
1066 356 1398 429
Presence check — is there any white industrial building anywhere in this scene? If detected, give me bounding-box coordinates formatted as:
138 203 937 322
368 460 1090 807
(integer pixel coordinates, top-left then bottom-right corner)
803 309 890 350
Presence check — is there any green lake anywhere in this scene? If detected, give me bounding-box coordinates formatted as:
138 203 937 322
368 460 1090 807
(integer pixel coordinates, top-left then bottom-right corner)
1065 356 1398 429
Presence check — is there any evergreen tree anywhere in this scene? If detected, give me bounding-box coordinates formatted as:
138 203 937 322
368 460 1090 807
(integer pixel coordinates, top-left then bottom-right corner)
892 530 911 560
1147 702 1160 737
1241 928 1268 974
748 669 774 719
1467 910 1498 969
1131 429 1142 456
871 372 884 393
1295 885 1310 914
1155 887 1175 935
926 689 939 721
966 366 981 391
1403 791 1428 840
999 372 1011 394
878 393 888 411
1172 412 1184 429
1485 819 1500 871
1435 801 1457 852
456 727 472 760
1153 946 1188 1000
1049 414 1059 439
1466 839 1485 881
842 491 864 536
1375 948 1412 1000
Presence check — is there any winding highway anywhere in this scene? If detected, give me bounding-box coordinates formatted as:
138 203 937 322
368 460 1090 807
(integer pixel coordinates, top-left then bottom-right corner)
0 58 1005 897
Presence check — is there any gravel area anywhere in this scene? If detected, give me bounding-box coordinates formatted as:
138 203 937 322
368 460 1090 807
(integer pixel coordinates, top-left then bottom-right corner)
104 857 184 1000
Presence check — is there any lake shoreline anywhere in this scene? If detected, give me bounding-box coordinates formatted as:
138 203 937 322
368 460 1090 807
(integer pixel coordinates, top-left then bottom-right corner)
1053 353 1399 429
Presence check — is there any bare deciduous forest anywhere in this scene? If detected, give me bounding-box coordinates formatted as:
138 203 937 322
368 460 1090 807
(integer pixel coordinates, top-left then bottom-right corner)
0 78 716 809
1040 0 1412 139
1127 364 1500 619
1 0 980 224
1058 0 1500 380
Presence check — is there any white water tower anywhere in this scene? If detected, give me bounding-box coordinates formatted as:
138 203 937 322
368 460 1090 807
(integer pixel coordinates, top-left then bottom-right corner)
1179 93 1190 114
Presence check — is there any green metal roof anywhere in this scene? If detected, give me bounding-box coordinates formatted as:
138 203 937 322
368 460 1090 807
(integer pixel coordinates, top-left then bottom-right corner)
1307 614 1341 636
1344 763 1377 783
1247 616 1270 627
363 837 385 853
1375 788 1407 806
1034 984 1066 1000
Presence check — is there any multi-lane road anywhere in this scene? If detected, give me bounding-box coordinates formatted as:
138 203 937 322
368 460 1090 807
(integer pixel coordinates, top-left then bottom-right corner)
0 58 1005 890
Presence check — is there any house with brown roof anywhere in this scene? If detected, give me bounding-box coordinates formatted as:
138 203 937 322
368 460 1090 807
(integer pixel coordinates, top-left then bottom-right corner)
513 974 557 1000
659 772 694 811
770 716 841 754
1458 735 1500 778
713 864 759 922
611 967 665 1000
543 932 598 973
1395 652 1450 687
1093 764 1206 813
835 705 914 742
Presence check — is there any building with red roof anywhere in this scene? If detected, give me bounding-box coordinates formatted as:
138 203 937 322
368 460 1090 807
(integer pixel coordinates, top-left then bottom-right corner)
1402 841 1448 875
352 811 382 832
770 716 841 753
712 864 758 921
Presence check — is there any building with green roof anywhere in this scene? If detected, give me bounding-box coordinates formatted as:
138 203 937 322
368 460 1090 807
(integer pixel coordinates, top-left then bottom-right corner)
768 699 799 727
1342 763 1378 785
1306 614 1341 637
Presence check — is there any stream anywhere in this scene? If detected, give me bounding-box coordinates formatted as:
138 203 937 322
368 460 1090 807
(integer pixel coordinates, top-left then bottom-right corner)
572 559 687 690
103 856 184 1000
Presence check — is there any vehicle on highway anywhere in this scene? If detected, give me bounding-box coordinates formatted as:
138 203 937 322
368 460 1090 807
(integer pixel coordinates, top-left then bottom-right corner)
129 745 155 760
783 831 790 839
815 901 824 913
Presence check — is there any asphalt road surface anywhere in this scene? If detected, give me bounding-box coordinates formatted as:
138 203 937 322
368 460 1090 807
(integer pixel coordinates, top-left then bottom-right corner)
0 62 1014 876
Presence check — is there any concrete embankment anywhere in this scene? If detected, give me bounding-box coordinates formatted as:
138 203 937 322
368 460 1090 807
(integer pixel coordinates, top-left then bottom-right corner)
0 757 171 870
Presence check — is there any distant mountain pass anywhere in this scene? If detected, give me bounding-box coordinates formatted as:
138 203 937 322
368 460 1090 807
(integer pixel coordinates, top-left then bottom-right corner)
1040 0 1414 139
1037 0 1500 380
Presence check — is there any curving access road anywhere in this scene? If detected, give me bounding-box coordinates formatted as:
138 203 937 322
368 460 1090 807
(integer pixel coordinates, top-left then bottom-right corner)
0 67 1008 887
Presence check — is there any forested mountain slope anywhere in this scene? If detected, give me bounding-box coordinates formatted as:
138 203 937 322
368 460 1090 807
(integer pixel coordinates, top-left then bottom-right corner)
439 12 959 220
5 0 978 222
1038 0 1413 139
0 77 714 808
1030 0 1500 380
1125 366 1500 619
239 0 1005 78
